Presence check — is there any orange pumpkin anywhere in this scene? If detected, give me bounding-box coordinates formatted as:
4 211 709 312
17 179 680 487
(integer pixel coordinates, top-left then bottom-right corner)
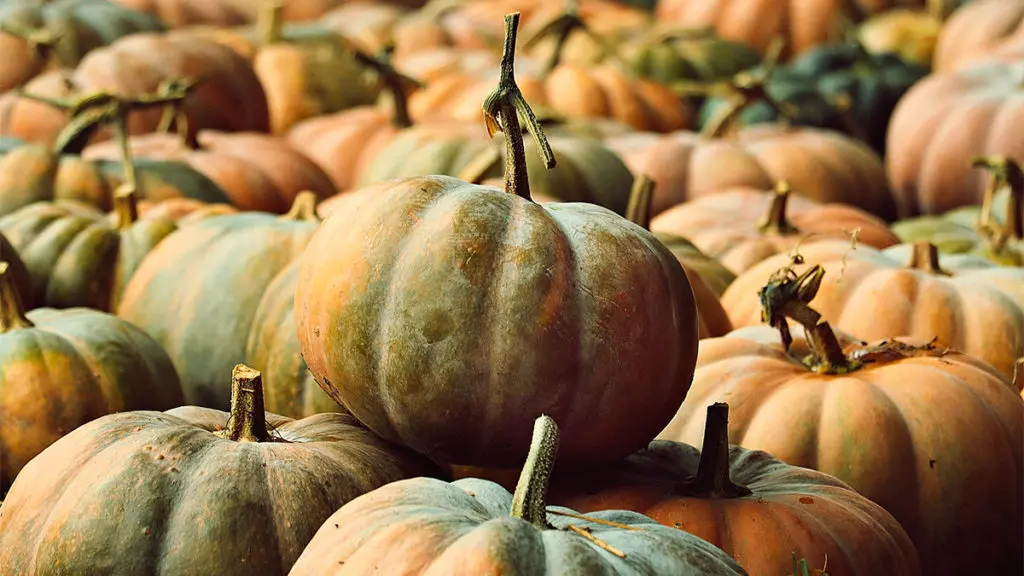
722 241 1024 379
933 0 1024 72
651 181 899 274
660 313 1023 576
886 60 1024 217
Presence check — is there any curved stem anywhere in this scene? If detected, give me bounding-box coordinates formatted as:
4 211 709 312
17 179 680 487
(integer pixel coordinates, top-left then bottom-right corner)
219 365 278 443
113 183 139 230
0 262 33 332
482 13 557 201
1013 358 1023 394
257 0 285 45
279 191 320 221
625 174 654 230
805 321 851 373
676 403 750 498
510 415 560 528
906 242 949 276
113 114 138 198
700 37 791 139
973 156 1023 242
344 40 422 129
756 181 799 235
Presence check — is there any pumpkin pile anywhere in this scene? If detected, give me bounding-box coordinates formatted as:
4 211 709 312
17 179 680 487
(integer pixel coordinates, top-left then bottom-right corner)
0 1 1020 575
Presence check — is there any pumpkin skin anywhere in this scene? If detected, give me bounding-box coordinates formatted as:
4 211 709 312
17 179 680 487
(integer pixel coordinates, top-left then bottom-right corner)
118 195 321 409
0 0 166 93
651 185 899 275
933 0 1024 72
885 60 1024 217
659 327 1024 576
0 32 269 147
295 174 699 468
721 241 1024 379
82 131 337 213
653 232 736 297
625 30 762 88
606 124 896 220
551 440 921 576
856 7 943 66
0 142 232 217
246 260 341 418
0 267 184 494
0 198 177 311
290 480 746 575
0 366 444 575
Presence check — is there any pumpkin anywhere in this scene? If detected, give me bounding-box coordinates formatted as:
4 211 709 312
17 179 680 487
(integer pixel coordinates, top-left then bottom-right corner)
892 156 1024 265
82 130 337 213
933 0 1024 72
0 31 269 147
0 140 232 217
290 413 748 575
653 233 735 296
659 277 1024 575
112 0 407 27
0 261 183 494
128 196 238 224
0 363 444 574
605 120 895 220
886 59 1023 217
624 27 762 89
295 14 699 468
651 181 899 275
0 0 165 93
317 1 409 54
246 259 341 418
118 193 321 409
721 240 1024 379
552 403 922 575
855 0 951 66
0 187 177 311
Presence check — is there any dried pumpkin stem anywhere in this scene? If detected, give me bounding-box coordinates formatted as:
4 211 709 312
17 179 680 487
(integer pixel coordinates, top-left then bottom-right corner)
1012 358 1023 394
510 415 560 528
524 0 623 76
219 364 281 443
483 12 557 201
701 37 792 139
676 403 751 498
279 191 320 221
257 0 285 45
805 321 851 373
344 41 422 129
624 174 654 229
0 262 33 332
906 242 949 276
973 156 1024 242
756 181 799 235
113 183 139 230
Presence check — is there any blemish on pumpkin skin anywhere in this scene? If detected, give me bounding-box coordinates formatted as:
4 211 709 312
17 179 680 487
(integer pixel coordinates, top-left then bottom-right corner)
799 497 814 505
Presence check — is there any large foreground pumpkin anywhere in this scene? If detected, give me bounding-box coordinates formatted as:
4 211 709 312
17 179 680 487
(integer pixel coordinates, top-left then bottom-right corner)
291 414 747 575
0 364 443 575
295 13 699 469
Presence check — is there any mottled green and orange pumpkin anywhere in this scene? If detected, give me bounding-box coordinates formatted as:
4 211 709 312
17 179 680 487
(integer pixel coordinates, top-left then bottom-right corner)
290 413 747 575
0 261 183 494
295 12 699 469
0 364 443 574
118 193 321 409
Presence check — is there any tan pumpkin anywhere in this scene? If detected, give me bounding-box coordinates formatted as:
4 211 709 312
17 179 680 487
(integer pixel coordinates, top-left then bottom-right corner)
721 240 1024 379
82 130 337 213
651 181 899 274
886 60 1024 217
933 0 1024 72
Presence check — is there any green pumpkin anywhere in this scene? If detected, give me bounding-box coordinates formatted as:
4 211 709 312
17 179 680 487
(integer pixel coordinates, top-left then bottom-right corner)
245 259 343 418
0 193 177 311
0 364 445 575
117 194 321 409
0 262 183 494
0 142 232 217
628 30 762 88
699 42 929 155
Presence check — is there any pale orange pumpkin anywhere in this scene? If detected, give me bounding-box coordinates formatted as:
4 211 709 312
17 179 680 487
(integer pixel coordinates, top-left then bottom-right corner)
933 0 1024 72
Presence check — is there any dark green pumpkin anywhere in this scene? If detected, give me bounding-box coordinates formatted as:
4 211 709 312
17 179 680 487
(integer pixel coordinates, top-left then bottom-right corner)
0 364 444 574
699 42 929 155
0 142 232 217
117 194 321 409
627 30 762 88
0 193 177 311
0 262 183 494
245 259 343 418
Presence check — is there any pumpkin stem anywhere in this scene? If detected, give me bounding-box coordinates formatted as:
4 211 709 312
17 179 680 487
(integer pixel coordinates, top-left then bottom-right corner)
113 183 139 229
279 191 320 221
0 262 33 332
510 414 560 528
804 321 852 373
972 156 1024 248
257 0 285 45
755 181 799 235
624 174 654 229
219 364 282 443
1012 358 1023 394
926 0 952 21
343 40 422 129
483 13 557 201
0 20 61 63
676 403 751 498
522 0 624 76
906 242 950 276
701 37 793 139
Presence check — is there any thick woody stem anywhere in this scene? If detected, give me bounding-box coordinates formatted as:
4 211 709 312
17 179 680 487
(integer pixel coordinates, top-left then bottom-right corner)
906 242 949 276
0 262 33 332
677 403 751 498
219 365 282 443
258 0 285 45
805 321 851 373
279 191 320 221
624 174 654 229
756 181 799 235
113 183 139 230
510 415 560 528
